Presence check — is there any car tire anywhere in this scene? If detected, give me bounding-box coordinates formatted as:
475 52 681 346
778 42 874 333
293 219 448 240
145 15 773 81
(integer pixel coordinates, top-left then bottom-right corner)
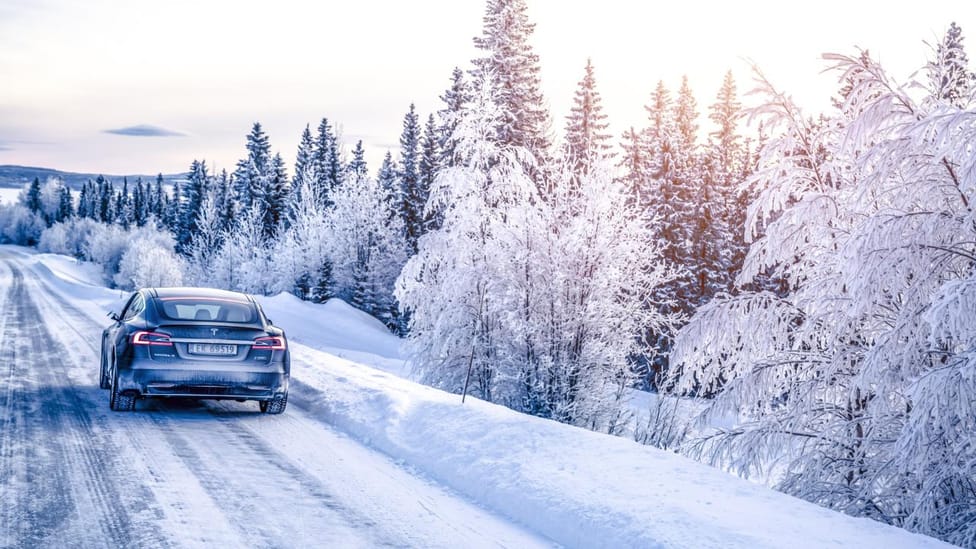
108 360 135 412
260 393 287 414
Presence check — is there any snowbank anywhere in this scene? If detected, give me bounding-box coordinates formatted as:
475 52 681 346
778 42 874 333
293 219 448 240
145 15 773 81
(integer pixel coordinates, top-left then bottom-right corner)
289 344 948 548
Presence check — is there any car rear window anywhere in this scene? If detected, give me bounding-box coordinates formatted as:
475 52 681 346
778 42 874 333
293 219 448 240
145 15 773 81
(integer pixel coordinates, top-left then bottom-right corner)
156 297 259 323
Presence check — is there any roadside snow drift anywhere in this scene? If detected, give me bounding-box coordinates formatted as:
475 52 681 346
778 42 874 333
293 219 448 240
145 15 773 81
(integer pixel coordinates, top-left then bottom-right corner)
15 246 950 549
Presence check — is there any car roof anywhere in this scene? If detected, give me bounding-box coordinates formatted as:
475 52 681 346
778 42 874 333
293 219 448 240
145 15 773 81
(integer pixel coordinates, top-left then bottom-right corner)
147 287 255 304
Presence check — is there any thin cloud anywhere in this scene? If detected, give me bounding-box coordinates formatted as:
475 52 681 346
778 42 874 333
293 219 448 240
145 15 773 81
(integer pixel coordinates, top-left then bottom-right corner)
104 124 186 137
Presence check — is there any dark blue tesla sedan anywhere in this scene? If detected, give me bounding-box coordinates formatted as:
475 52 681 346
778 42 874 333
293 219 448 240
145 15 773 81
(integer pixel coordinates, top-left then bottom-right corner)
100 287 290 413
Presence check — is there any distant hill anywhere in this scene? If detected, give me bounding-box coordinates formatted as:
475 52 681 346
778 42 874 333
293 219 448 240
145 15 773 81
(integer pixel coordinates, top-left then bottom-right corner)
0 165 188 191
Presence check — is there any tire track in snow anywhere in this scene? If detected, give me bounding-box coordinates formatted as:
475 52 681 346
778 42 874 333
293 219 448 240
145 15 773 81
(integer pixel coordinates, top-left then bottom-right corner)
0 254 167 548
142 400 401 548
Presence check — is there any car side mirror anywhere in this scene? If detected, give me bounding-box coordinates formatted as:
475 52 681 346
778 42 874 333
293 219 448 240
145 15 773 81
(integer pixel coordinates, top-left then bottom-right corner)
107 311 120 322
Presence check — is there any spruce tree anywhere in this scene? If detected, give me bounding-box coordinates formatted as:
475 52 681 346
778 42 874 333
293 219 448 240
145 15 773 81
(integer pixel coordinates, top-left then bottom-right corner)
347 140 368 179
262 153 290 238
57 184 73 222
152 174 166 220
438 67 469 168
673 75 699 150
25 177 42 215
472 0 552 179
398 104 423 252
311 260 334 303
419 114 440 232
564 58 612 179
117 178 132 229
215 170 234 233
312 118 342 207
178 160 209 253
234 122 272 211
131 178 143 227
97 175 115 223
166 180 182 235
377 151 399 214
708 70 749 294
618 127 647 205
294 124 315 188
290 125 316 214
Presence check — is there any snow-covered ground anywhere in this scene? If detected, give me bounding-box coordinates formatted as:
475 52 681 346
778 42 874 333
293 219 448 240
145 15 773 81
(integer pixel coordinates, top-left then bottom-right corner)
11 246 952 548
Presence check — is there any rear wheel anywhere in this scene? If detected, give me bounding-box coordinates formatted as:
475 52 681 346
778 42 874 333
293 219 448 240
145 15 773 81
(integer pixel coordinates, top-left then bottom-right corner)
108 358 135 412
260 393 287 414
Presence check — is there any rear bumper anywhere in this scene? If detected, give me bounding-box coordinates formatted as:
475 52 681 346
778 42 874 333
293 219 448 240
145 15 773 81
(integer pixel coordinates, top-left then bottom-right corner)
118 358 288 400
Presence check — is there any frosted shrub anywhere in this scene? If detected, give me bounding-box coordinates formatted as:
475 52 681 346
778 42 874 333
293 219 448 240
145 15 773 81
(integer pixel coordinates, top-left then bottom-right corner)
0 204 45 245
83 223 129 277
114 240 184 290
38 218 101 257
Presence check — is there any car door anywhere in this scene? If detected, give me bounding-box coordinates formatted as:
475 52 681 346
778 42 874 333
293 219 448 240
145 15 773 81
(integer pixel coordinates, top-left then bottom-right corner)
105 291 144 363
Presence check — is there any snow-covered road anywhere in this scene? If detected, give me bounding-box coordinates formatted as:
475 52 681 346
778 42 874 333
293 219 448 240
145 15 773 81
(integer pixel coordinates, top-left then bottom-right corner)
0 250 551 548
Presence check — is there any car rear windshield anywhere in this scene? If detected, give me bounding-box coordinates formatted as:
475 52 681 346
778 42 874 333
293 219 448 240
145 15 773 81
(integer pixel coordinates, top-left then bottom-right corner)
156 297 260 324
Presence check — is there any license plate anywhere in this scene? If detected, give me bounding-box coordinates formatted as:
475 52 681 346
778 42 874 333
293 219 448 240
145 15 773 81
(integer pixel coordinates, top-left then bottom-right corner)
189 343 237 356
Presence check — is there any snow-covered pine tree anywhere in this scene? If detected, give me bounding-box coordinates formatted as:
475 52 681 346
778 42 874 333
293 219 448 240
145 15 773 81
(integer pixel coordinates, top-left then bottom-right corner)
76 182 92 220
472 0 552 187
116 178 133 229
419 114 440 233
563 58 613 182
214 170 234 233
56 182 73 222
438 67 469 169
294 124 315 189
177 160 209 253
347 140 368 180
635 80 692 386
287 124 315 213
398 104 423 253
97 176 115 224
669 32 976 546
377 151 399 215
164 180 181 235
24 177 42 216
618 126 647 205
312 117 342 208
131 178 146 227
262 152 290 238
707 70 750 294
233 122 273 215
150 174 166 220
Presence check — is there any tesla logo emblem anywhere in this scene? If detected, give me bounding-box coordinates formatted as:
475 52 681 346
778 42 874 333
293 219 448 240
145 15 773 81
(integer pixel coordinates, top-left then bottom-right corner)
211 329 219 337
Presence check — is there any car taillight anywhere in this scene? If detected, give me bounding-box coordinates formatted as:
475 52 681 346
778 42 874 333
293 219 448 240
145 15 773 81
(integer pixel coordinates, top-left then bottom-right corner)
252 336 286 351
132 331 173 346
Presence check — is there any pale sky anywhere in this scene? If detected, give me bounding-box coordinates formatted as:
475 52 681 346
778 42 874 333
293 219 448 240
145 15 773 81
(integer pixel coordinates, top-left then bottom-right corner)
0 0 972 176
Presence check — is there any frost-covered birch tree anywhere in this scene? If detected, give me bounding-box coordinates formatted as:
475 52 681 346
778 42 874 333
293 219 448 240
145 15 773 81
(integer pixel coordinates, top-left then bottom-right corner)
398 74 675 431
667 26 976 546
396 76 534 402
327 169 408 326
